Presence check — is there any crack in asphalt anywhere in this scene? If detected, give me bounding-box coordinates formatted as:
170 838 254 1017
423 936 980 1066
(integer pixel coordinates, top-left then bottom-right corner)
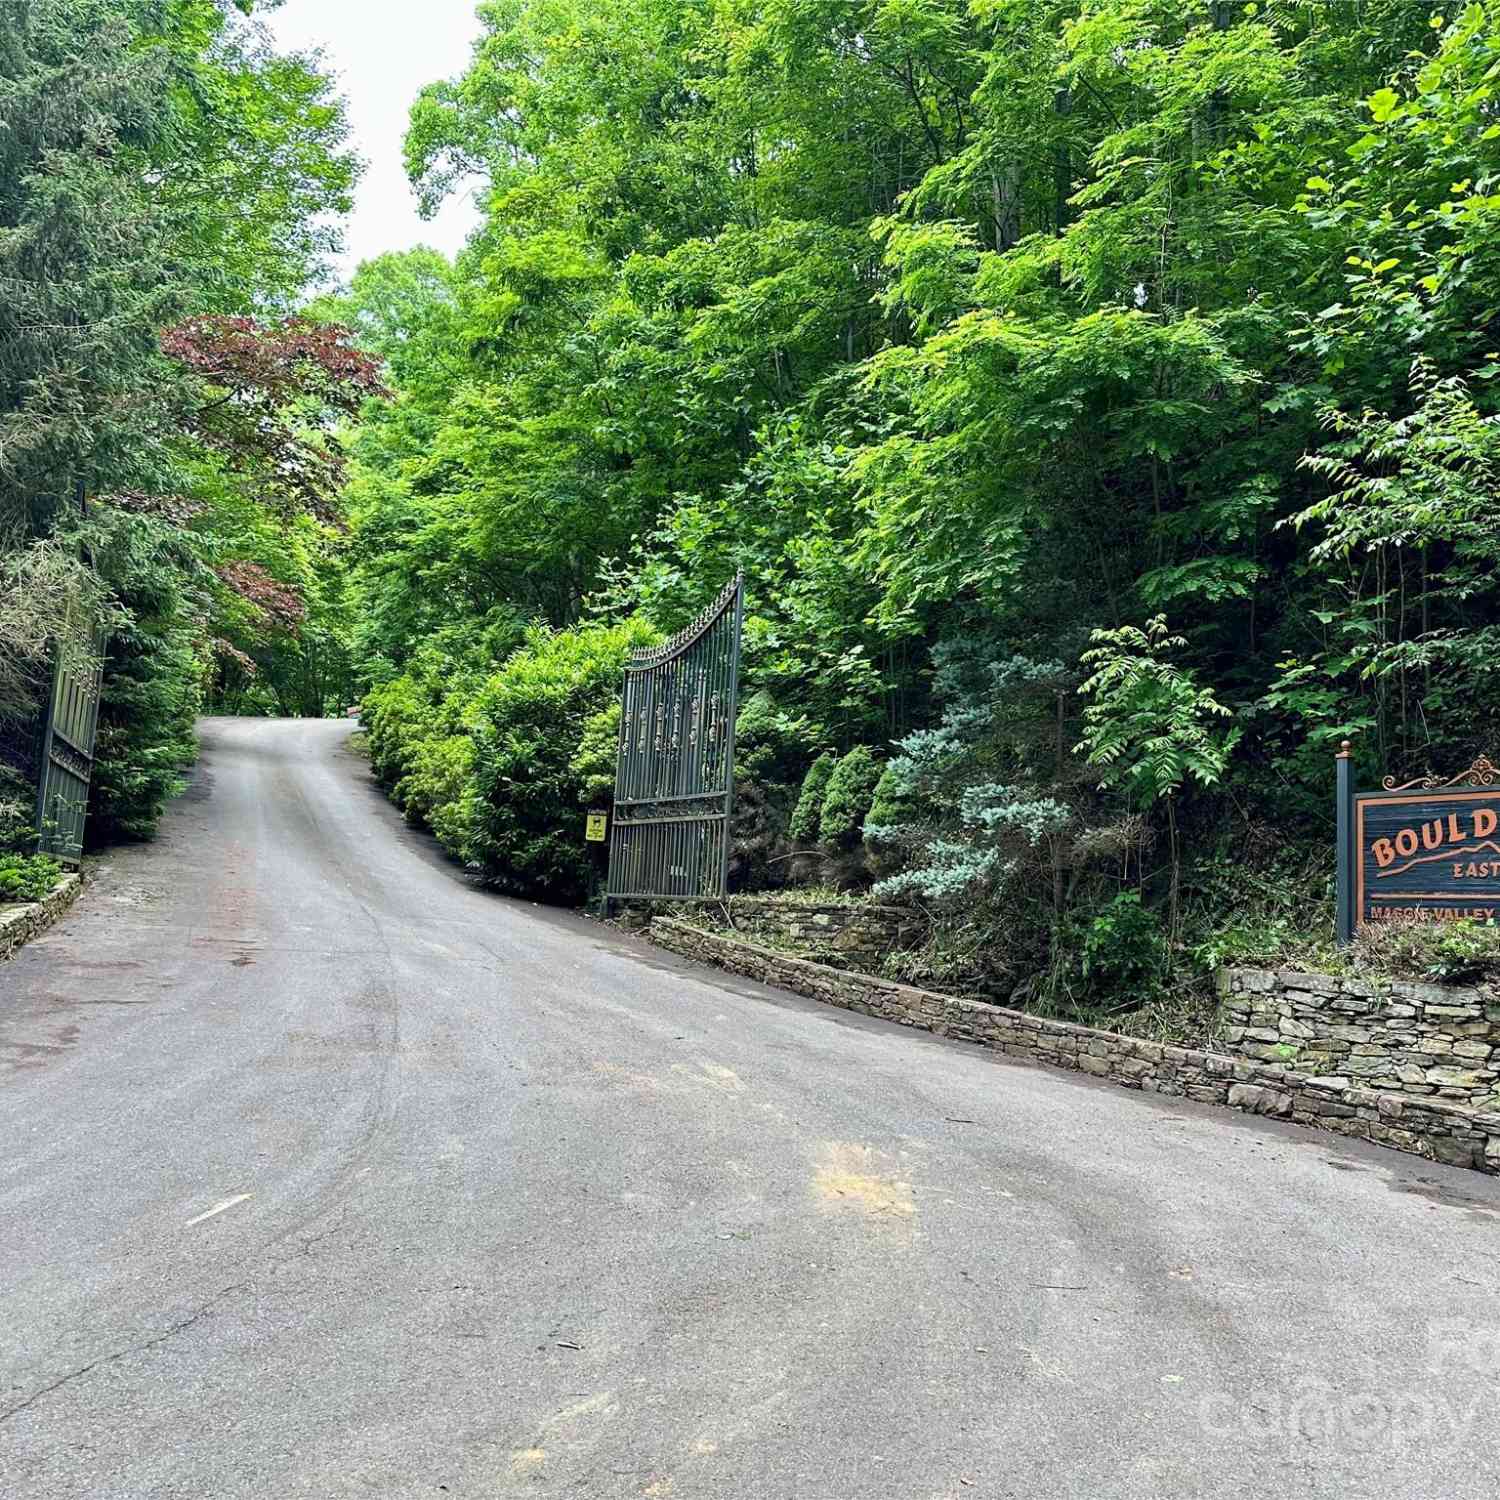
0 1280 253 1428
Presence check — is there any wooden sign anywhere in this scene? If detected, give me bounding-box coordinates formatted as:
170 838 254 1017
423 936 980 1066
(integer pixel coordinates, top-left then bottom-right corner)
1337 747 1500 940
585 810 609 843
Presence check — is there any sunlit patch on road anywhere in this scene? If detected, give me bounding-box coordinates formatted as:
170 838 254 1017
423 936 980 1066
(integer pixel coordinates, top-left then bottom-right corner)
812 1142 915 1222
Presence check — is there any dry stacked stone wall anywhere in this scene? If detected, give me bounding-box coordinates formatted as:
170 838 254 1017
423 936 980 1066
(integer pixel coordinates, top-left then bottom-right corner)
0 873 83 962
648 917 1500 1174
1222 968 1500 1111
714 897 924 972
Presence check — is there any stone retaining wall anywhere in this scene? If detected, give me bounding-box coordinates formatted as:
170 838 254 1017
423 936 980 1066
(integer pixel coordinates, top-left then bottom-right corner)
715 897 924 971
649 917 1500 1175
1221 967 1500 1111
0 873 83 963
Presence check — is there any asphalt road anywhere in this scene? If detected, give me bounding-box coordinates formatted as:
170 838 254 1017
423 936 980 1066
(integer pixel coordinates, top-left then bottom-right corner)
3 717 1500 1499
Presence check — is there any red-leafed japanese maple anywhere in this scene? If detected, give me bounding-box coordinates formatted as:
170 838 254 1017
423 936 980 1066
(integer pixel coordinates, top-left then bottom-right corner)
161 316 388 520
215 561 308 634
211 639 260 678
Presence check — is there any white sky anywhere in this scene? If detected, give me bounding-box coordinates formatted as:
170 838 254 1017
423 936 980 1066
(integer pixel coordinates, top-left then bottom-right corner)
262 0 485 284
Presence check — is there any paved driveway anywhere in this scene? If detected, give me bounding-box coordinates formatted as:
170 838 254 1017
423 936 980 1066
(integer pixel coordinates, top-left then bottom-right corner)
3 717 1498 1498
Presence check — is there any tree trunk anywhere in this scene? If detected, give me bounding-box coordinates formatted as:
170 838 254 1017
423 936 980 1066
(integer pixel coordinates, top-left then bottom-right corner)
1053 88 1072 233
993 161 1021 251
1167 796 1180 943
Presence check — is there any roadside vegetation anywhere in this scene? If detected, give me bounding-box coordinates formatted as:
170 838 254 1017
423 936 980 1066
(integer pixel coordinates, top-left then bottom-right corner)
354 0 1500 1019
6 2 1500 1022
0 853 63 907
0 0 370 856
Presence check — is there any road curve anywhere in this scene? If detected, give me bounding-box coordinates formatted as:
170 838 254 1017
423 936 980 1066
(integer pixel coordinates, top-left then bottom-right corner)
3 717 1499 1499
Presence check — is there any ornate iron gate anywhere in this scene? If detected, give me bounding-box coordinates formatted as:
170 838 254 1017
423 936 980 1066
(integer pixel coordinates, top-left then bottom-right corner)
35 634 104 863
607 574 744 901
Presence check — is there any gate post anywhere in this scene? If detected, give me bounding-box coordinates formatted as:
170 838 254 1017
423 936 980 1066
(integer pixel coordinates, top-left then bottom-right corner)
33 642 58 853
1335 740 1354 946
718 573 744 895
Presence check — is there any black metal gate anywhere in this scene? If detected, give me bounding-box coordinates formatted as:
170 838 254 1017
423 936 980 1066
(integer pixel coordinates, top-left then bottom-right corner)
607 575 744 901
35 635 104 863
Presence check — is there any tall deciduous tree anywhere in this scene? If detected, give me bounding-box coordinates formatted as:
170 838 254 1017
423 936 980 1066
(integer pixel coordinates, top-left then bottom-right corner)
0 0 361 844
343 0 1500 978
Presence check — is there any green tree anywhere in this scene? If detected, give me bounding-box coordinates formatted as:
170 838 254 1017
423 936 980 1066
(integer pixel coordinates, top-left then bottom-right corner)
1 0 361 842
1078 616 1241 933
327 0 1500 997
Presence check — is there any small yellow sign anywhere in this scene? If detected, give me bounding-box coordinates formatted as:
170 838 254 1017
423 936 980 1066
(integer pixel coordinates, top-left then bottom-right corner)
585 810 609 843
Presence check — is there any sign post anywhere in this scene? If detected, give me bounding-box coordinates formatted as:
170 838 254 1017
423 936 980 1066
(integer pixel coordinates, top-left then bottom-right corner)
1336 749 1500 942
1335 742 1354 946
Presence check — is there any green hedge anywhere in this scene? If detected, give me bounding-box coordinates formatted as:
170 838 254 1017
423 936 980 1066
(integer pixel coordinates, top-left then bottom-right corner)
363 617 658 901
463 618 657 900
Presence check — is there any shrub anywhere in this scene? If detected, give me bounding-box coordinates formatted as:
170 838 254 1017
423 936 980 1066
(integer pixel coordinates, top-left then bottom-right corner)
0 852 62 904
1353 918 1500 986
361 619 658 900
364 673 430 789
462 617 658 900
394 732 476 838
866 757 921 831
864 756 926 875
0 764 34 853
731 772 792 891
1080 891 1167 996
731 690 807 887
858 638 1081 908
871 784 1070 904
819 745 883 848
362 644 485 836
788 751 837 843
735 690 811 788
570 702 621 807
